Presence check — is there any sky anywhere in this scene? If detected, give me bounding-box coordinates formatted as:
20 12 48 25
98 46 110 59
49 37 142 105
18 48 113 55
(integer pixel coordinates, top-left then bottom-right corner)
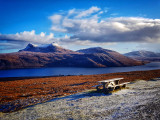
0 0 160 53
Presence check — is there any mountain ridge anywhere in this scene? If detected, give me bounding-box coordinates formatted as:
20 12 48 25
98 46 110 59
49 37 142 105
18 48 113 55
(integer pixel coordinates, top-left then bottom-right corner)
0 44 145 70
124 50 160 57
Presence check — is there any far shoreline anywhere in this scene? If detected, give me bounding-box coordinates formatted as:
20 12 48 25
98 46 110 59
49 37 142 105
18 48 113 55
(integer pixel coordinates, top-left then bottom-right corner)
0 68 160 82
1 61 160 79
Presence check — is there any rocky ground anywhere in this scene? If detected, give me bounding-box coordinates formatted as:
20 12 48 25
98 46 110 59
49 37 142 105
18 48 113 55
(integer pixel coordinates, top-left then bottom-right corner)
0 78 160 120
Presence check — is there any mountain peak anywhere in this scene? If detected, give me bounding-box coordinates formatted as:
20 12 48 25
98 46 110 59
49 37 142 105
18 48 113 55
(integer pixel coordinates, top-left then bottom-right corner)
50 42 59 47
89 47 103 49
77 47 113 54
27 43 38 48
19 43 79 54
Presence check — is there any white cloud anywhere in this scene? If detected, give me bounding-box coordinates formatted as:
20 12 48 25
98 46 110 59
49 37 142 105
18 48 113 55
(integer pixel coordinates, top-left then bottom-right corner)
0 30 57 44
98 11 103 15
40 32 46 37
48 33 54 39
49 14 65 32
75 6 100 18
51 26 67 32
49 7 160 43
49 14 62 24
49 6 101 32
71 17 160 43
68 9 76 16
61 38 115 46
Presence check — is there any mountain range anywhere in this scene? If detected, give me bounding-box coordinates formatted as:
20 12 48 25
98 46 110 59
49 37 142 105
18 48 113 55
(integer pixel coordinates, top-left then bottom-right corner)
124 50 160 62
0 43 145 70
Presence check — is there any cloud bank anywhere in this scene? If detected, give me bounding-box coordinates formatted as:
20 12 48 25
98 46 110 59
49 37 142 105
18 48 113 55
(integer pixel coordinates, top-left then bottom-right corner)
0 30 55 44
49 7 160 44
1 6 160 45
0 6 160 52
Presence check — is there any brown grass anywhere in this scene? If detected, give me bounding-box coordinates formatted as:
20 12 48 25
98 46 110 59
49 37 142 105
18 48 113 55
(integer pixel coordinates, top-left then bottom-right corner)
0 69 160 112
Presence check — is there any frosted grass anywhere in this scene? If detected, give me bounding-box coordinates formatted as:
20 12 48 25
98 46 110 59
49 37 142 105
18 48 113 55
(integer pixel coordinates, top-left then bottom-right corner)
1 79 160 120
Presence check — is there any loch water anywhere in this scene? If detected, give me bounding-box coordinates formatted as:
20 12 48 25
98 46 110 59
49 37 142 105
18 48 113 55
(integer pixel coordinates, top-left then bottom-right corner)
0 62 160 78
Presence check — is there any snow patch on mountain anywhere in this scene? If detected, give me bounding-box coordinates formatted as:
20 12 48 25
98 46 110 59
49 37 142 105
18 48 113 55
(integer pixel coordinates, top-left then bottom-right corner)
19 42 79 54
124 50 160 58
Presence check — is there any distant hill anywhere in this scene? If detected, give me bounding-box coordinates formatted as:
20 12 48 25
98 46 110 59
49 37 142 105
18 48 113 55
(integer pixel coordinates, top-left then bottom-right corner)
0 44 145 70
124 50 160 57
124 50 160 62
77 47 113 54
77 47 144 66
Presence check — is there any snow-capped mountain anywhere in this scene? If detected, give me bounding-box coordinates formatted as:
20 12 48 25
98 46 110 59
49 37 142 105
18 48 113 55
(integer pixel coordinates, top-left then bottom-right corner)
0 44 145 69
19 43 79 54
124 50 160 62
124 50 160 58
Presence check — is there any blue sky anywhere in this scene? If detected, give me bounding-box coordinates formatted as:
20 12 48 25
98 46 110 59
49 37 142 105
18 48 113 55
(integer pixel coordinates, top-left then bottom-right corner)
0 0 160 53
